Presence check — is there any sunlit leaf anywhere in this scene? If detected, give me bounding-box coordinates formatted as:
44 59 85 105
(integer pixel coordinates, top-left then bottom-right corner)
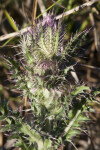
4 10 18 31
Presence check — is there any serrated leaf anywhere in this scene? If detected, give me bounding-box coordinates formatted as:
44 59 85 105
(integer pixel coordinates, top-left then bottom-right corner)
20 123 44 150
71 85 89 96
66 29 89 54
66 129 80 140
77 115 89 122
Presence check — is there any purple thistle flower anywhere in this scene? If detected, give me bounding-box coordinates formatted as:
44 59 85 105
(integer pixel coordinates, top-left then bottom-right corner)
42 13 56 27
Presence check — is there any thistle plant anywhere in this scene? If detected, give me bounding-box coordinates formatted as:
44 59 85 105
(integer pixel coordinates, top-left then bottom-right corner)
0 12 98 150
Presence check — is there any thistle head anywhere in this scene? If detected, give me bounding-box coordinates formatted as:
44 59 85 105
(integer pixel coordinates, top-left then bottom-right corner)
8 11 89 99
42 12 56 27
21 11 64 62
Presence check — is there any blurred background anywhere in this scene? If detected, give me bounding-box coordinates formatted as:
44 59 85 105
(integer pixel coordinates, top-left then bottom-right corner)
0 0 100 149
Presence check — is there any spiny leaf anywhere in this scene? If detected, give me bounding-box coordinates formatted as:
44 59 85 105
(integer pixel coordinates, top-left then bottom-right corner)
20 123 44 149
71 85 89 96
66 29 89 54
